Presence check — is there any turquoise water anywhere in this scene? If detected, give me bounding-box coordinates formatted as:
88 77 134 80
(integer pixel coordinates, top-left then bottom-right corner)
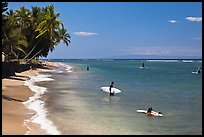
40 59 202 135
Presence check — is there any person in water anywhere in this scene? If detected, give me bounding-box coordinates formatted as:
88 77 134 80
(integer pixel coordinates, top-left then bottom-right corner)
197 67 201 73
142 63 145 68
109 81 114 96
147 107 152 113
147 107 153 116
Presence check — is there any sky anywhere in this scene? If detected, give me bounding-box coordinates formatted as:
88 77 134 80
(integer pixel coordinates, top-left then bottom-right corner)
7 2 202 59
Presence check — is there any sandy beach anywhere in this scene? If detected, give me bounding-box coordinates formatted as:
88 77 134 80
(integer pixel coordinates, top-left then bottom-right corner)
2 61 58 135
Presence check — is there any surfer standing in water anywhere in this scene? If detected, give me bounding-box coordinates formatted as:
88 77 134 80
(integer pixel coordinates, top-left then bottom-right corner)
109 81 114 96
142 63 145 68
197 67 201 73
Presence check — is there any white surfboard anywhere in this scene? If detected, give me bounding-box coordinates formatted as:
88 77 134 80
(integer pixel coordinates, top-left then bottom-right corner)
192 71 198 74
101 87 122 94
192 71 201 74
137 109 163 117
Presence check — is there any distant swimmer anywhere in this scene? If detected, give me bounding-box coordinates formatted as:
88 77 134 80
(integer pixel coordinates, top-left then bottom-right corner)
109 81 115 96
87 67 89 71
139 63 145 69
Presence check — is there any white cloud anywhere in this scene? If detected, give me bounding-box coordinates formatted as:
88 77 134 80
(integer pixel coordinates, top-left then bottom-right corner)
186 17 202 22
74 31 98 36
168 20 177 23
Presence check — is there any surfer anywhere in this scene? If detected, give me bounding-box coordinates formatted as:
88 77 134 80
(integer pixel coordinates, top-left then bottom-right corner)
147 107 153 116
109 81 114 96
197 67 201 73
139 63 145 69
142 63 145 68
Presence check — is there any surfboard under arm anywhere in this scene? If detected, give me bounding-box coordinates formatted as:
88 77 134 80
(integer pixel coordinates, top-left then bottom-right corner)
101 87 122 94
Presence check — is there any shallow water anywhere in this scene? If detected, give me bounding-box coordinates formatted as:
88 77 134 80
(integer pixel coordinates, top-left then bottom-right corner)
35 59 202 135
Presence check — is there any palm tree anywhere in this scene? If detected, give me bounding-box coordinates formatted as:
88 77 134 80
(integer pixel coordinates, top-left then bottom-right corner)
2 4 71 62
36 5 62 40
59 26 71 46
21 6 42 60
48 26 71 53
25 5 70 62
2 2 8 13
2 9 28 60
2 2 8 27
15 6 32 43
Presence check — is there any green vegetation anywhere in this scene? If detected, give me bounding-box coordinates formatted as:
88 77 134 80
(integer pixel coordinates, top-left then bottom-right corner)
2 2 71 62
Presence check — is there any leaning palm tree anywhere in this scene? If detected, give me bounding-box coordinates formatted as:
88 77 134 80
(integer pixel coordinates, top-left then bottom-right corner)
25 5 70 62
23 5 59 61
21 6 42 60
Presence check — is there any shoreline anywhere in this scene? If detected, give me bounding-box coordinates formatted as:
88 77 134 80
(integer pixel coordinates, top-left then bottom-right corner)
3 60 202 135
2 61 59 135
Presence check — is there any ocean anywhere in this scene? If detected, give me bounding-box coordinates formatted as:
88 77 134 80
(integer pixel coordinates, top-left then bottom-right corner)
24 59 202 135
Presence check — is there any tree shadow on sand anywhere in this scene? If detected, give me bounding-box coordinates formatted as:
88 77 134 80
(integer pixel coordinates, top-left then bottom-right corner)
2 95 24 102
6 76 28 81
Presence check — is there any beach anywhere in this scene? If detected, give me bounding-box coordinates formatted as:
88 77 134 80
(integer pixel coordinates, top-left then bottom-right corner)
2 61 58 135
2 1 201 135
2 59 202 135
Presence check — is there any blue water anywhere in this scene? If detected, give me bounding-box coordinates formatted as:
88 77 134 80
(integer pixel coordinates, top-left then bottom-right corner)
40 59 202 135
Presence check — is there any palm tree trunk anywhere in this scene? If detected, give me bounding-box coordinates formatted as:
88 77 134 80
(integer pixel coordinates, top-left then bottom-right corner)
26 44 45 63
23 36 42 60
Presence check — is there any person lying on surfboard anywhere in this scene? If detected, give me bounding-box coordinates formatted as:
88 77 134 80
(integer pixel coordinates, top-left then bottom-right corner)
146 107 163 116
147 107 153 116
109 81 115 96
137 108 163 117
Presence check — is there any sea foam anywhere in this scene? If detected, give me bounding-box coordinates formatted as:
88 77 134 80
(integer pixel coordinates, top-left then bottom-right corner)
146 60 179 62
23 74 61 135
58 62 73 72
182 60 194 63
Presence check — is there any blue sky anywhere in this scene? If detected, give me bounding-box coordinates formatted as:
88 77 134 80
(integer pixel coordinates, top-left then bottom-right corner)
8 2 202 59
